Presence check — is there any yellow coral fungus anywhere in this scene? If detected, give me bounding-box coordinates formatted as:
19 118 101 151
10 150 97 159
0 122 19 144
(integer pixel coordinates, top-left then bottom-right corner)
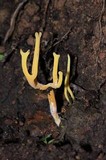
64 54 75 103
20 32 63 90
20 32 75 126
20 32 63 126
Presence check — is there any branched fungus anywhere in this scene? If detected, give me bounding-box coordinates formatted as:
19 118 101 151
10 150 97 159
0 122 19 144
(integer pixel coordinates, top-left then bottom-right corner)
20 32 74 126
20 32 63 90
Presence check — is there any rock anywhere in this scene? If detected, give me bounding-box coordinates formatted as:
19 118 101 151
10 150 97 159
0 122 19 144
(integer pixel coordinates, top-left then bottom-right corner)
102 26 106 37
30 126 42 137
25 2 39 16
54 0 66 9
32 16 40 23
0 9 9 24
27 35 34 46
0 46 5 53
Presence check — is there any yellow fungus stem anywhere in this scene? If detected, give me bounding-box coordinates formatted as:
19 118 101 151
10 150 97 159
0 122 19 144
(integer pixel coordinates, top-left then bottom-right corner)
20 32 42 89
32 32 42 76
52 52 63 88
53 52 59 83
48 90 61 126
64 54 75 103
20 49 36 88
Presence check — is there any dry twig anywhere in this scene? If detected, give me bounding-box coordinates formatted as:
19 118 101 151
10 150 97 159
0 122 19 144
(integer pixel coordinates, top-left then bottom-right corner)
98 0 105 43
3 0 28 44
40 0 51 33
46 28 72 53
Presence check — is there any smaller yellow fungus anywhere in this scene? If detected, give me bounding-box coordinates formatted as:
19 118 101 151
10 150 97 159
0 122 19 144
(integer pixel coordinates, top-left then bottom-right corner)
64 54 75 103
48 89 61 126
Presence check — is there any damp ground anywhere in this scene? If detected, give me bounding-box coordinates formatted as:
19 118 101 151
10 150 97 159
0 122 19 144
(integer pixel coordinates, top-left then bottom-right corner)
0 0 106 160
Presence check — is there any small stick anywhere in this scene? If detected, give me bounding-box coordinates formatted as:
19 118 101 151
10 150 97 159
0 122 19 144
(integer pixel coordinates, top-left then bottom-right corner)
98 0 105 43
52 29 71 48
3 0 28 44
40 0 51 32
48 28 71 52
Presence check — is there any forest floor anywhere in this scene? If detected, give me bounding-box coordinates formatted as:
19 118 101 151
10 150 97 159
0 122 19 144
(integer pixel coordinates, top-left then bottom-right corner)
0 0 106 160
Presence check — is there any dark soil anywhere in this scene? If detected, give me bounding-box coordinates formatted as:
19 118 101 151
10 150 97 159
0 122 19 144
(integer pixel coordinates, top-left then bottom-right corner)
0 0 106 160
